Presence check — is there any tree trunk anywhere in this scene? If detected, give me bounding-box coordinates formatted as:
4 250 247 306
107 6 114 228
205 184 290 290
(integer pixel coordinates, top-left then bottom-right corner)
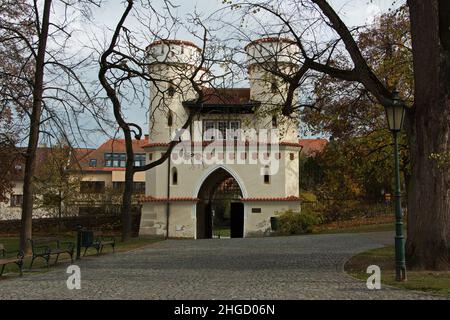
122 163 134 242
58 189 62 233
20 0 52 253
405 0 449 270
122 127 135 242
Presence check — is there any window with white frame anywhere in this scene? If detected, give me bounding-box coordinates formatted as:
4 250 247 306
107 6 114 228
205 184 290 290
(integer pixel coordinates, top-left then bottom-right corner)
10 194 23 207
105 153 143 168
217 121 227 139
203 120 241 141
134 154 146 167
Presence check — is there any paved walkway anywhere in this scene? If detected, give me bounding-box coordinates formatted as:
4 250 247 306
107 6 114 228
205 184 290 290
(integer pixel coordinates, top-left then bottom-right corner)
0 232 442 299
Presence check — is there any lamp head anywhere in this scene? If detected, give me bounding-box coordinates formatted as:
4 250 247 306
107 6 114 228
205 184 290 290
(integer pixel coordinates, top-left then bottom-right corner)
385 90 406 132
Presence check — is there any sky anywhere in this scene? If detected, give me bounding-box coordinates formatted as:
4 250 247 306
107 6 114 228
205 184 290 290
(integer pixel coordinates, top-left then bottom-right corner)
58 0 404 148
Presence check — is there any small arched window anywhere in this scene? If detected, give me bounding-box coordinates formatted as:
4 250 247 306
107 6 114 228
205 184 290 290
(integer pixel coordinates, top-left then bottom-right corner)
168 84 176 97
263 166 270 184
271 81 277 93
167 110 173 127
172 167 178 185
272 116 277 127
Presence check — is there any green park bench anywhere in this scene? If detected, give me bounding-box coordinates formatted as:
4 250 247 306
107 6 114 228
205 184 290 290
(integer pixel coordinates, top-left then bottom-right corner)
80 230 116 256
28 238 74 269
0 244 24 276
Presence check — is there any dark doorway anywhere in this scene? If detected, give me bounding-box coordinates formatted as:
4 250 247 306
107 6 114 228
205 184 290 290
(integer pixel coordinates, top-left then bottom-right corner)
230 202 244 238
196 168 244 239
204 202 213 239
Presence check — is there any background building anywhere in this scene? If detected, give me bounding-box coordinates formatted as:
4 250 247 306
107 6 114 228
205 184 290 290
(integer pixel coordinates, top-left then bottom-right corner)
0 136 148 220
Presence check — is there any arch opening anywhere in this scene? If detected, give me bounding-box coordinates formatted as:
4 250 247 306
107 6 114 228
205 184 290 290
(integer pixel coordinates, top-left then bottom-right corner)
196 167 244 239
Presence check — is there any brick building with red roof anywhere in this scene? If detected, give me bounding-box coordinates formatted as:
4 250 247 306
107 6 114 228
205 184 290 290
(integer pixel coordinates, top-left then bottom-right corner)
0 136 149 220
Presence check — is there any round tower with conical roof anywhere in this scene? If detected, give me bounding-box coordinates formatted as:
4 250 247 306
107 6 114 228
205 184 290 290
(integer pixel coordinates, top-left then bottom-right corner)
146 39 205 143
245 37 301 142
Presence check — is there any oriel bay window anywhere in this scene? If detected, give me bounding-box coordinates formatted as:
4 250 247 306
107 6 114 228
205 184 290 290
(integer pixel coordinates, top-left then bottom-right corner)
203 120 241 140
204 121 216 140
217 121 227 138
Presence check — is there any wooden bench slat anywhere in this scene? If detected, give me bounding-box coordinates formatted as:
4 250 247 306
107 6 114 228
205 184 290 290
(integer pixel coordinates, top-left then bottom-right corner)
0 258 20 264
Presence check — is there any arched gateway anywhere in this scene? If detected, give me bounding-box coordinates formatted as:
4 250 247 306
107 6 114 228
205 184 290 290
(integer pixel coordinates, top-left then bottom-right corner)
196 167 245 239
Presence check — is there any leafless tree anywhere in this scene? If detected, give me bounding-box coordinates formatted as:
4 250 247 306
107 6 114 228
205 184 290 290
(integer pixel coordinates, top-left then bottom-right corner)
0 0 110 252
98 0 232 240
227 0 448 270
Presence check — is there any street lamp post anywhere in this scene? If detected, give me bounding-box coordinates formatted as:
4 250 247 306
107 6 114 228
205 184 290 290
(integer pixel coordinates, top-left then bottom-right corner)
384 91 407 281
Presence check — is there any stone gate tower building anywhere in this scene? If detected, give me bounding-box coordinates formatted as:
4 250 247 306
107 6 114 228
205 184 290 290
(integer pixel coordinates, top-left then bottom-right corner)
139 38 303 238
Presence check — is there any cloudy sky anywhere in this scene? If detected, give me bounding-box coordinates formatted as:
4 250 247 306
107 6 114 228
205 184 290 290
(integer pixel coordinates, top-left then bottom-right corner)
59 0 403 148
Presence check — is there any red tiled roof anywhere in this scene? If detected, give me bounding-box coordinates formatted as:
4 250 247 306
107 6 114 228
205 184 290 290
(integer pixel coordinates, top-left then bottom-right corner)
244 37 298 51
298 139 328 156
241 196 301 202
146 39 201 51
140 196 301 203
73 148 94 158
78 137 149 171
96 138 148 153
7 146 95 180
5 148 26 181
5 138 149 177
200 88 251 105
83 168 127 172
140 196 199 203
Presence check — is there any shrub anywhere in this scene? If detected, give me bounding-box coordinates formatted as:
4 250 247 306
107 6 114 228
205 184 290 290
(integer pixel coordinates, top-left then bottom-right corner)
320 200 360 223
299 191 318 203
276 208 322 235
319 200 393 223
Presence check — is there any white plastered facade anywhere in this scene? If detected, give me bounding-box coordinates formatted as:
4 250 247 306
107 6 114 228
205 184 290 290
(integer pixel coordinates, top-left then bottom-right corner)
139 38 302 238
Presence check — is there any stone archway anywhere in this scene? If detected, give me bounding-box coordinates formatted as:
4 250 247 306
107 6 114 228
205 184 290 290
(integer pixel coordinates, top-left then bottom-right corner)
196 167 244 239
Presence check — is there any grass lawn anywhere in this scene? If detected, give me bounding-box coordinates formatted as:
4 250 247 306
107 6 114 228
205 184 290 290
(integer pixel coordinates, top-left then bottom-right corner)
0 235 162 278
212 221 399 238
213 226 230 238
316 223 398 234
345 245 450 298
